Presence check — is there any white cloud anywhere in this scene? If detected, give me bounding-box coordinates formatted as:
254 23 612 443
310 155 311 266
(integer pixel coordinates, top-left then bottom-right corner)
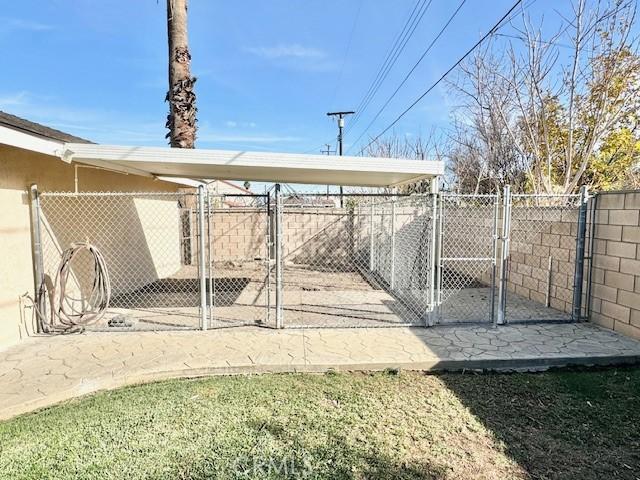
0 91 29 106
0 17 54 32
244 44 327 60
198 133 301 143
225 120 257 128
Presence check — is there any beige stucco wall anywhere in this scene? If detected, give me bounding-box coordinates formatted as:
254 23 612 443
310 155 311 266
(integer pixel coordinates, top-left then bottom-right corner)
0 144 180 350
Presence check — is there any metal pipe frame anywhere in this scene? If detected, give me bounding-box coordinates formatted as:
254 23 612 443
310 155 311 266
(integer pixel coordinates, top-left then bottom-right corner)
436 192 444 323
497 185 512 325
265 194 272 325
571 186 589 321
584 193 598 322
207 192 214 329
369 202 375 272
490 194 500 326
274 184 284 329
197 185 208 331
428 183 439 326
29 184 47 333
390 199 396 290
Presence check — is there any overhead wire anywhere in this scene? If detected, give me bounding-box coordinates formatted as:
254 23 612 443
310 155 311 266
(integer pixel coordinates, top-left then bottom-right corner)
354 0 525 155
346 0 468 151
348 0 434 132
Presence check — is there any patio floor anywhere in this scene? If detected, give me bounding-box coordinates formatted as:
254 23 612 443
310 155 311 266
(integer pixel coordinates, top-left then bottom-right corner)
92 264 572 330
1 322 640 420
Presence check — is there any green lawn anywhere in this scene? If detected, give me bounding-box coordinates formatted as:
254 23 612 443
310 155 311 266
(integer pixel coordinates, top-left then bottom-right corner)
0 368 638 479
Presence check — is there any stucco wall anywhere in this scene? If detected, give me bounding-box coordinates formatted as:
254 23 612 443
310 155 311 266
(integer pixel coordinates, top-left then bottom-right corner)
0 144 179 350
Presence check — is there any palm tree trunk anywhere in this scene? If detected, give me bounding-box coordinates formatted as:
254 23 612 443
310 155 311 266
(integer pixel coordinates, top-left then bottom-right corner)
166 0 197 148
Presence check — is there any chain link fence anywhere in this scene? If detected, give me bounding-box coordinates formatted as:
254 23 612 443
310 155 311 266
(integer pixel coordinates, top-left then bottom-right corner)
39 192 203 331
504 193 583 322
34 187 589 331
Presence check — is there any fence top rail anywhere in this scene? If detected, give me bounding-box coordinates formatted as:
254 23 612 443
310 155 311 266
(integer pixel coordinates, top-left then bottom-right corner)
511 193 581 198
39 191 272 199
282 192 412 197
441 193 499 198
39 191 198 197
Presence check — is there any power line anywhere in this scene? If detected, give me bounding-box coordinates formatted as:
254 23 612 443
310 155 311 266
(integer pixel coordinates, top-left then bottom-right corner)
303 0 432 154
328 0 364 110
347 0 467 151
348 0 433 132
355 0 525 155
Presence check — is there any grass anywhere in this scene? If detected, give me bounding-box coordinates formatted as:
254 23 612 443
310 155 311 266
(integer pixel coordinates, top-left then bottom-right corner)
0 368 638 479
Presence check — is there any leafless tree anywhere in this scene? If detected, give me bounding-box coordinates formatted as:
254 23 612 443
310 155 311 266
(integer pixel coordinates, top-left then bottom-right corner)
447 0 640 194
363 132 443 193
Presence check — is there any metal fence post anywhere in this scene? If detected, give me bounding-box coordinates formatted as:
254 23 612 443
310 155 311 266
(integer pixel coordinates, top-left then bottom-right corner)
274 184 284 329
369 202 375 272
490 193 500 325
390 198 396 290
436 192 444 322
207 192 214 328
428 179 439 326
497 185 511 325
29 184 47 333
571 185 589 321
197 185 208 331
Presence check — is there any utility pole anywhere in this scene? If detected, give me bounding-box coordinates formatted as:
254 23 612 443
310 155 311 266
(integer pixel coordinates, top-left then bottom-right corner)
326 110 354 207
321 143 335 199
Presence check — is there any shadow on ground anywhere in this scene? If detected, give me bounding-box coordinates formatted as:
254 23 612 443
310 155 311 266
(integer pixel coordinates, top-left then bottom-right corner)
110 277 250 308
439 367 640 480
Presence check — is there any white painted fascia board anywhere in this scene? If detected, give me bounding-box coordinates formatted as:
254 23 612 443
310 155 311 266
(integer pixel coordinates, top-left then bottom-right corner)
62 143 444 187
155 176 206 188
0 125 64 157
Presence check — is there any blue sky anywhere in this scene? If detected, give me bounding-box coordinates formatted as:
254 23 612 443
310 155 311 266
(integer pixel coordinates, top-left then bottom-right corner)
1 0 575 155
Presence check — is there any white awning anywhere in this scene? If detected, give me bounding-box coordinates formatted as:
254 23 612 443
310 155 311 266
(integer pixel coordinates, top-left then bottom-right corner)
61 143 443 187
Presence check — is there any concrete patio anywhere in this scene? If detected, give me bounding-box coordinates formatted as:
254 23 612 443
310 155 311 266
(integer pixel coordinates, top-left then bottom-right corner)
1 322 640 420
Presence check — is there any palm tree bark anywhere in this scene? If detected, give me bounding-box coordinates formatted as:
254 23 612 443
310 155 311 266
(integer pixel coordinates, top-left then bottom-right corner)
166 0 197 148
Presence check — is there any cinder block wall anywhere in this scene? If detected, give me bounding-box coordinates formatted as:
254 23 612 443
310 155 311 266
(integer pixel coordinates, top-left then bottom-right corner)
589 191 640 340
507 207 579 314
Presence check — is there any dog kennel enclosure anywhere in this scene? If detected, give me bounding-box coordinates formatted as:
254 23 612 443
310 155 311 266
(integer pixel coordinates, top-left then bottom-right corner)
30 182 590 332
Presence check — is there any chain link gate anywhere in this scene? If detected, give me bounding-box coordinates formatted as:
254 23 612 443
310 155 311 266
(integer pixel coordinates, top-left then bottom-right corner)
435 194 500 324
498 189 588 324
32 185 589 332
205 193 272 329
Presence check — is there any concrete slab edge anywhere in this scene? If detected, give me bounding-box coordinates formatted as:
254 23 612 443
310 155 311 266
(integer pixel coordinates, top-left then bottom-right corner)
2 354 639 422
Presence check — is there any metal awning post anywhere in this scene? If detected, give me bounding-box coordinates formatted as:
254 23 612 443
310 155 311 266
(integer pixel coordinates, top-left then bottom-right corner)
197 185 208 330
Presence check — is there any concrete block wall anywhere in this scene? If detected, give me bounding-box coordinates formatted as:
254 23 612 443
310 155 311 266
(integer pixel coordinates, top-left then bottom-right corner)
209 209 268 262
589 191 640 340
507 207 579 314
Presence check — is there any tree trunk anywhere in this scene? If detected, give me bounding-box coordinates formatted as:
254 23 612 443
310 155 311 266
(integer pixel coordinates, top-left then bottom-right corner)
166 0 197 148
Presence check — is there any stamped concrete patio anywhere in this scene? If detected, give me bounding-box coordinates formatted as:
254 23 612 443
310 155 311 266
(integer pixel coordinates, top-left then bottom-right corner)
1 322 640 420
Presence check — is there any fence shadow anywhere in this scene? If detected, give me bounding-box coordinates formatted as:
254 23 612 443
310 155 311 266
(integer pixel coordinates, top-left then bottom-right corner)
111 277 250 308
